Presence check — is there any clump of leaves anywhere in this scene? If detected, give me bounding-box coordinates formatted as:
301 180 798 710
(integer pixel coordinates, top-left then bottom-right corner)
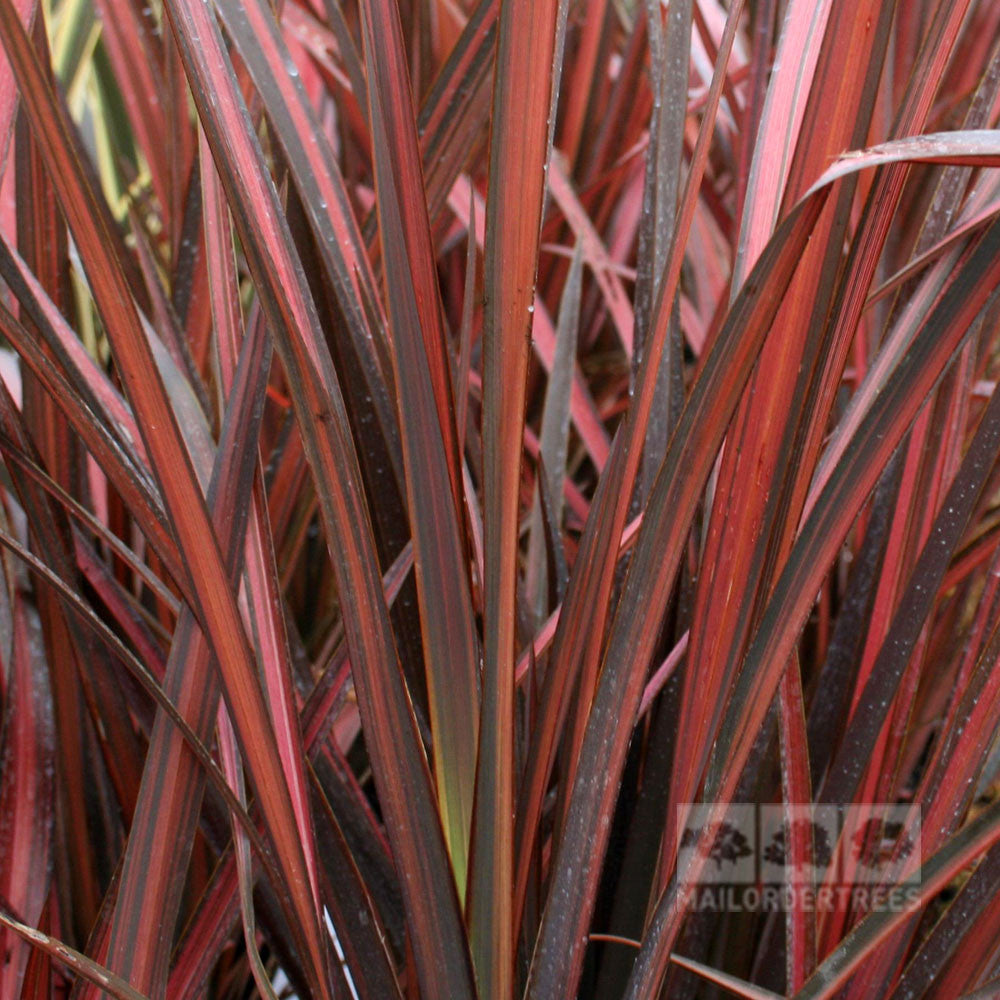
3 0 1000 997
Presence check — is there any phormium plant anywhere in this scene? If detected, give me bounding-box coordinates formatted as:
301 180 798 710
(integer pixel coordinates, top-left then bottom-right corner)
2 0 1000 997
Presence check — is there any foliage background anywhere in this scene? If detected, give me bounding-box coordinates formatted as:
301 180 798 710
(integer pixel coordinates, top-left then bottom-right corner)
2 0 1000 997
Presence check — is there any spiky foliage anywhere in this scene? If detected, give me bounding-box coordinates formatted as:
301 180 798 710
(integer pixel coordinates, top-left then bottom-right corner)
3 0 1000 998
